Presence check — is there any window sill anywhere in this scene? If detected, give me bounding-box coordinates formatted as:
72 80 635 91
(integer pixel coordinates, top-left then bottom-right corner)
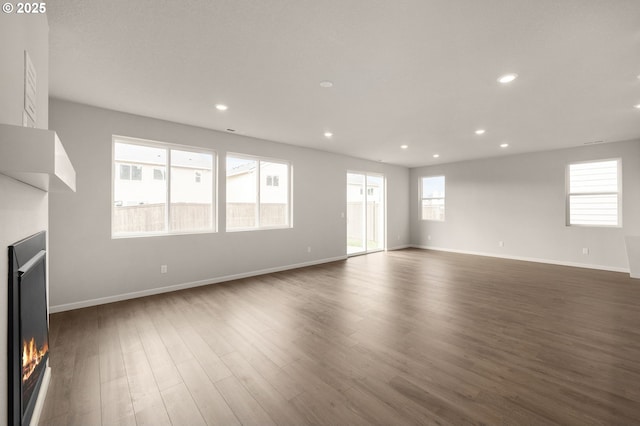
111 229 217 239
226 225 293 233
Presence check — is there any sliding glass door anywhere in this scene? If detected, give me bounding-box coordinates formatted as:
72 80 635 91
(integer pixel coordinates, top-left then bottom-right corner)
347 172 385 255
367 174 385 251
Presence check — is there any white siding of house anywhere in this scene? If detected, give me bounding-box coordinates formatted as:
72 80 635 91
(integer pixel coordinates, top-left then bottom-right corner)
114 163 212 205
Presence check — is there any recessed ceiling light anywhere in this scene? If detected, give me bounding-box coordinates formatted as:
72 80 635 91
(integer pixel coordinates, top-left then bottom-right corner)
497 73 518 84
500 143 509 148
324 132 333 138
433 154 440 158
400 144 408 149
319 80 333 88
634 104 640 109
475 129 486 135
215 104 228 111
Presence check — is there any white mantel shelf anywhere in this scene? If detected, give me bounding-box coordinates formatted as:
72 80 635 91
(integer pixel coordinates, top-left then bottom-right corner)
0 123 76 192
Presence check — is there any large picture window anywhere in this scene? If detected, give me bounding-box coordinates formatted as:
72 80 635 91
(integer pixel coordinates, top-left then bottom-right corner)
567 159 621 227
112 136 215 237
226 154 291 230
421 176 445 221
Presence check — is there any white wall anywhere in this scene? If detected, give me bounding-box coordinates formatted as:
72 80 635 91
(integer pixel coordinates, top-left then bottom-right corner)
410 140 640 271
0 13 49 426
49 99 410 310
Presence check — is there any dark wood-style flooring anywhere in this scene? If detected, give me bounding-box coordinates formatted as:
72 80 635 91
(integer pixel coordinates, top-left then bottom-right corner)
39 249 640 425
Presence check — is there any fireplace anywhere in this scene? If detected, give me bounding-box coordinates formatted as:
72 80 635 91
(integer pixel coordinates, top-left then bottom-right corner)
8 231 49 426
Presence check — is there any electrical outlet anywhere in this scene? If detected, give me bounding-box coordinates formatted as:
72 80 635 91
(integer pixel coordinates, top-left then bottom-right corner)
582 248 589 255
160 265 167 273
307 246 311 253
397 235 400 241
427 235 432 241
498 241 504 247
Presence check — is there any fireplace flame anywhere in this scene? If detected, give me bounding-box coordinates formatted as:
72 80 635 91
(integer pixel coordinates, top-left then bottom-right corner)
22 337 48 383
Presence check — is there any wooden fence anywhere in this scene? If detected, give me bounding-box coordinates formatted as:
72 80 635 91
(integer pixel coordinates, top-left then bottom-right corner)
226 203 288 228
113 203 287 233
347 201 380 242
113 203 211 233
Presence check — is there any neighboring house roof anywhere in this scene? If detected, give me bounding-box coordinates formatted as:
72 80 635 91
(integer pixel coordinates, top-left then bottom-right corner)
227 161 255 178
114 141 212 169
227 161 281 178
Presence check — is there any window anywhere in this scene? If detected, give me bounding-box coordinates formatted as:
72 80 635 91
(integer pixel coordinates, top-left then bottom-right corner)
226 154 291 230
421 176 445 221
120 164 131 180
119 164 142 180
567 159 620 226
131 165 142 181
112 136 215 237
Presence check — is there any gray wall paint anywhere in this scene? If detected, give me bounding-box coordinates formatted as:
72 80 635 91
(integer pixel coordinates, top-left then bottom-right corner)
410 140 640 270
0 13 49 426
49 99 410 309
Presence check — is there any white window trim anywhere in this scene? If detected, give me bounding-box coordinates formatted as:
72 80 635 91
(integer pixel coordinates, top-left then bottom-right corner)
565 158 622 228
111 135 217 239
420 175 445 222
226 152 293 232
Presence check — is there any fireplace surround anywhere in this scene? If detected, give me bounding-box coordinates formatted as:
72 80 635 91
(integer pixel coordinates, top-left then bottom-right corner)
8 231 49 426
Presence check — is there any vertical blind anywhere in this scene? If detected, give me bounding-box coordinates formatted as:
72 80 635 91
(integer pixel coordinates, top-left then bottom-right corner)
568 160 619 226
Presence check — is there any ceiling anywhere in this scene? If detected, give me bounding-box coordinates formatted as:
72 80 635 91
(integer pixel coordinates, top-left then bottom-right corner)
48 0 640 168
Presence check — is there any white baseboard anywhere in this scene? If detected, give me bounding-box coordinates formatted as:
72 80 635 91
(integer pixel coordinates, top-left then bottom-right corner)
50 255 347 313
387 244 411 251
29 365 50 426
411 245 630 274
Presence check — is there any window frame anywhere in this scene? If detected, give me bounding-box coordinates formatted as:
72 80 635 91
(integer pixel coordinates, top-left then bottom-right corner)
565 158 622 228
420 175 446 222
225 152 293 232
111 135 217 239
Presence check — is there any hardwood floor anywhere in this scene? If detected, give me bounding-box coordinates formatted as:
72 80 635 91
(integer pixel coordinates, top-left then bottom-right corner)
39 248 640 425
